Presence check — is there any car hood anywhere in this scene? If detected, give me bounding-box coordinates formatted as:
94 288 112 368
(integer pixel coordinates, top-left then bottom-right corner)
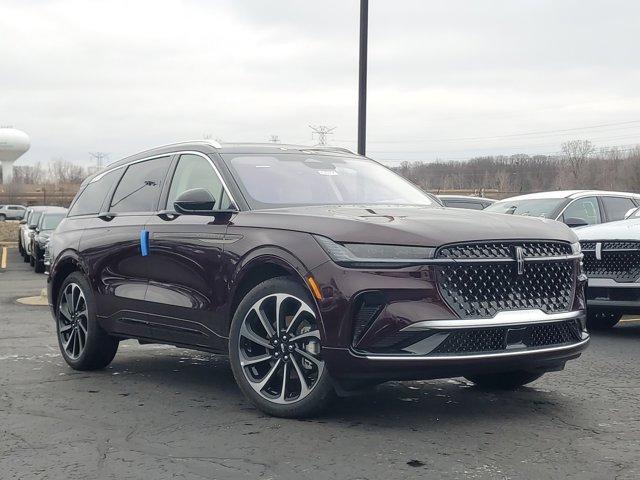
232 205 577 246
576 219 640 241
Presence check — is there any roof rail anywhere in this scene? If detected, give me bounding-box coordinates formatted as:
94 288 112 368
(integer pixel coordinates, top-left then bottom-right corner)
302 146 356 155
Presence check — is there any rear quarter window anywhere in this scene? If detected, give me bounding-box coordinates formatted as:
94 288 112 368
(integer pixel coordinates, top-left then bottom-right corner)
68 169 122 217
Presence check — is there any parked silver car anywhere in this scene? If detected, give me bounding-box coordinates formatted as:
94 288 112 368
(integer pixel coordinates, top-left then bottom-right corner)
18 206 48 261
485 190 640 228
0 204 27 221
577 211 640 329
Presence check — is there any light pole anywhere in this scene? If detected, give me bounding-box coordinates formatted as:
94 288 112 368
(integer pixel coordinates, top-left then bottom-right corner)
357 0 368 156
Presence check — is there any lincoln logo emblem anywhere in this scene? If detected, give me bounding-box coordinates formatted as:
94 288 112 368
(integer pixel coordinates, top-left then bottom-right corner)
515 246 525 275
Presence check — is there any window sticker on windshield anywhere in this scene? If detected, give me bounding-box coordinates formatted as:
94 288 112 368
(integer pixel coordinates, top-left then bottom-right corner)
317 170 338 176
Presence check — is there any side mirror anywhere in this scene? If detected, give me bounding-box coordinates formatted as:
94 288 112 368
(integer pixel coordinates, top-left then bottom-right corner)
173 188 216 215
19 220 27 225
28 224 37 230
564 217 589 228
624 207 639 219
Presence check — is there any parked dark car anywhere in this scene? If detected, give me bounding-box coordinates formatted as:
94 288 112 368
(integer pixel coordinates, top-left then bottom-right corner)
437 195 496 210
30 207 68 273
48 142 589 417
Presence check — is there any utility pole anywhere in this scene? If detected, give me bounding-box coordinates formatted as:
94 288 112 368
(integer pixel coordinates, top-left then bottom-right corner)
309 125 336 146
89 152 109 169
268 135 280 143
357 0 368 155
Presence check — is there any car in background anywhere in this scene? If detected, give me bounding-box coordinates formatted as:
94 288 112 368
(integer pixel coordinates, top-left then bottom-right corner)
47 141 588 418
0 204 27 221
485 190 640 228
437 195 496 210
30 207 68 273
19 206 48 262
576 213 640 329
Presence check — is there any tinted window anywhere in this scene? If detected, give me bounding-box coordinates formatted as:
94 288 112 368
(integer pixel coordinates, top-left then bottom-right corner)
562 197 601 225
69 169 122 217
29 211 43 227
485 198 564 218
41 213 67 230
443 200 484 210
166 154 230 210
601 197 636 222
110 157 171 213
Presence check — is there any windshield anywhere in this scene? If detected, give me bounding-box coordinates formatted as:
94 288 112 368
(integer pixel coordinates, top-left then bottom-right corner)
224 154 434 209
484 198 565 218
28 211 43 227
41 213 66 230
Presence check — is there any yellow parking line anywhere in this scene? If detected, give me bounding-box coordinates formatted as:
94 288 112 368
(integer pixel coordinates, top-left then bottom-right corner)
1 247 7 269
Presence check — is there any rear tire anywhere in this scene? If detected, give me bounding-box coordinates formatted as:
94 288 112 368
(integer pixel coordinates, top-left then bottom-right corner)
229 277 335 418
29 254 35 267
587 311 622 330
465 371 544 389
56 272 119 370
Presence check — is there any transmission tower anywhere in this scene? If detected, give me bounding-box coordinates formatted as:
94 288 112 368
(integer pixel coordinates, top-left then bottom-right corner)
89 152 109 169
268 135 280 143
309 125 336 146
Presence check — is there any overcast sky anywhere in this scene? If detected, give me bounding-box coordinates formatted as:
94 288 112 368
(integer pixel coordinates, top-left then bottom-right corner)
2 0 640 167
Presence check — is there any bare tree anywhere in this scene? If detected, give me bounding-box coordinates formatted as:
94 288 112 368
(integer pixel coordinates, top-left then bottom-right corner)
13 162 46 184
561 140 595 186
48 158 86 185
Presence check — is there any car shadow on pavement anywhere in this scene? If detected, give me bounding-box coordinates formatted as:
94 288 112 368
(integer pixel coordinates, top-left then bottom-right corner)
82 344 582 428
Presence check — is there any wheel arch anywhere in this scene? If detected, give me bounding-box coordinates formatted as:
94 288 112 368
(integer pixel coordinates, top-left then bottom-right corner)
226 247 320 335
49 250 89 310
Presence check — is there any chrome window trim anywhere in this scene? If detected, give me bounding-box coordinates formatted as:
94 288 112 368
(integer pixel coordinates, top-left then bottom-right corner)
90 150 237 211
587 278 640 288
360 337 589 361
401 309 583 331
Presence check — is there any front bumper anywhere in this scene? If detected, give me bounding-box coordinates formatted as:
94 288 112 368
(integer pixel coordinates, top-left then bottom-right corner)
310 260 587 381
587 278 640 314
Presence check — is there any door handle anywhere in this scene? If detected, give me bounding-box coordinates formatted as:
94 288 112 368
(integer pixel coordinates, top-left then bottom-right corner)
157 210 181 221
97 212 117 221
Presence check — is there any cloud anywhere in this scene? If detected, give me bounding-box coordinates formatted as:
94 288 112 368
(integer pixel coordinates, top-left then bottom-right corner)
1 0 639 166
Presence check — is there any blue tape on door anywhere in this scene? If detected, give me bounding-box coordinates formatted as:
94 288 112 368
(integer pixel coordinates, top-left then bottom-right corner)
140 229 149 256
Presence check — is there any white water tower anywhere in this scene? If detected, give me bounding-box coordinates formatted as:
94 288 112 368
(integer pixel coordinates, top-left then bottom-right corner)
0 127 30 184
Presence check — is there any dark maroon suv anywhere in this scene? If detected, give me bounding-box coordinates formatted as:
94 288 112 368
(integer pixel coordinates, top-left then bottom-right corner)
48 141 589 417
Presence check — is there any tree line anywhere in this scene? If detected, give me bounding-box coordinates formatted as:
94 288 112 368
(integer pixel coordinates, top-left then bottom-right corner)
393 140 640 196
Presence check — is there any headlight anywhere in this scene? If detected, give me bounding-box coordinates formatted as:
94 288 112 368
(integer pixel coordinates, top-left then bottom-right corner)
571 242 581 255
314 236 435 268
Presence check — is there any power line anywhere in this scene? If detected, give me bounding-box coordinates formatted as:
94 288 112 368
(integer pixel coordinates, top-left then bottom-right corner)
89 152 109 169
309 125 336 146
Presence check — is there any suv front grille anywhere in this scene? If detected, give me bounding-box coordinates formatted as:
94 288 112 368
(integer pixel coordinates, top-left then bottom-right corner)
581 241 640 283
435 242 575 319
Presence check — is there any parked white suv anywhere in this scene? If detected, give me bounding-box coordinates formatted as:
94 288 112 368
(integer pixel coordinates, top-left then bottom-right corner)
485 190 640 228
0 204 27 221
576 211 640 328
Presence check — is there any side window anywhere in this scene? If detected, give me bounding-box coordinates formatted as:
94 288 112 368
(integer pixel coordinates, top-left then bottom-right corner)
601 197 637 222
166 154 230 210
110 157 171 213
68 169 122 217
562 197 601 225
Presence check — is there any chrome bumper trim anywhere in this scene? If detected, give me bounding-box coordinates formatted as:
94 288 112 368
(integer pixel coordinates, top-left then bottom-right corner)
402 309 583 331
587 278 640 288
362 337 589 361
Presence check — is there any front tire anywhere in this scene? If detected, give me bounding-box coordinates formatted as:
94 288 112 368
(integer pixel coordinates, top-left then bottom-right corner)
34 248 45 274
0 214 5 222
587 311 622 330
229 277 335 418
56 272 119 370
465 371 544 389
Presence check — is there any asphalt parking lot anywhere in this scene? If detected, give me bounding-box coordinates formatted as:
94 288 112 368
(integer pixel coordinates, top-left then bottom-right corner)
1 247 639 480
